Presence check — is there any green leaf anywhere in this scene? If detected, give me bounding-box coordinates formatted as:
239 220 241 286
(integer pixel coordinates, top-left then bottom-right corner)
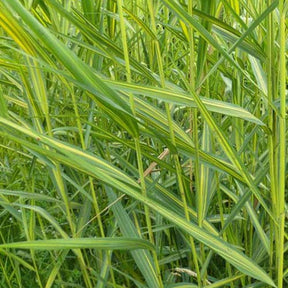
0 238 155 251
106 80 265 126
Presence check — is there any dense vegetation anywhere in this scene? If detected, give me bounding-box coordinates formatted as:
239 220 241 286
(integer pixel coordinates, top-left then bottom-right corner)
0 0 287 287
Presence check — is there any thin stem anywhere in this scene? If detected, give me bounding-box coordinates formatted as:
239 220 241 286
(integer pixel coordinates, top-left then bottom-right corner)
267 0 277 278
277 1 286 287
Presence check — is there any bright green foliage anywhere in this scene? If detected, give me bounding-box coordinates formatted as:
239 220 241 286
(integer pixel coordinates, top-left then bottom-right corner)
0 0 286 287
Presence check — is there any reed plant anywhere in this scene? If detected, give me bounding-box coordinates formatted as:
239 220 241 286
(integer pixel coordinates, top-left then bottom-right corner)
0 0 287 287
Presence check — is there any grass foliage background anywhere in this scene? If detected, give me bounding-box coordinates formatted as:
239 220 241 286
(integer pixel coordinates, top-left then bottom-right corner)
0 0 287 287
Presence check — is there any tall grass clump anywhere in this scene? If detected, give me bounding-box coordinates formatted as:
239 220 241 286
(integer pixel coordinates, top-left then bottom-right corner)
0 0 287 287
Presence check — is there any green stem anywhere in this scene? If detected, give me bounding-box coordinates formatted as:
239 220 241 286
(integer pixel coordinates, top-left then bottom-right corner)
277 1 286 287
267 0 277 279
